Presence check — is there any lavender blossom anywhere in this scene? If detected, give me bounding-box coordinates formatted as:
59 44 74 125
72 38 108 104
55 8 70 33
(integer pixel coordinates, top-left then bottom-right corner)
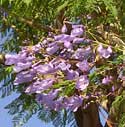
36 89 61 109
73 48 85 60
5 51 34 65
13 62 32 73
73 47 92 60
71 27 84 37
76 60 90 72
102 76 112 84
57 62 71 71
54 34 74 42
6 21 118 112
5 54 19 65
64 95 83 112
64 41 73 49
36 93 55 109
25 79 54 93
76 75 89 90
72 24 84 29
14 69 36 85
73 38 84 44
65 69 79 80
59 48 73 59
53 97 64 111
97 44 112 58
34 63 56 74
46 42 59 55
31 43 42 53
61 24 67 33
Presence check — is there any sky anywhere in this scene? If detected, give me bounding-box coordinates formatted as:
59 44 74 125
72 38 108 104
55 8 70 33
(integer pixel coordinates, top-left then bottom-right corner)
0 92 54 127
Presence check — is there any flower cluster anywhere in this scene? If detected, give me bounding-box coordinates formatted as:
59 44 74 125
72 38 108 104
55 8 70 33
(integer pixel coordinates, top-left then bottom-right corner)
5 22 119 112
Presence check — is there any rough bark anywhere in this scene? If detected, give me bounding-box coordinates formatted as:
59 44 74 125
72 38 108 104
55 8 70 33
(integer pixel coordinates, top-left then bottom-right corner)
74 103 102 127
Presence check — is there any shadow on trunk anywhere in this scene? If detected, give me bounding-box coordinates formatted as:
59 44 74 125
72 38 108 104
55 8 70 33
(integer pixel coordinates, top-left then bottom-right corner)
74 102 102 127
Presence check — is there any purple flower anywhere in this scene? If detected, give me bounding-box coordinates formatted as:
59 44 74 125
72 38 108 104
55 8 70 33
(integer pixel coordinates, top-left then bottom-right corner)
97 44 112 58
5 54 18 65
36 89 61 109
65 69 79 80
54 34 74 42
5 51 34 65
34 63 56 74
59 48 73 59
53 97 64 111
64 41 73 49
14 69 36 85
40 39 49 48
76 75 89 90
61 24 67 33
112 86 115 91
46 42 59 55
13 62 32 73
36 93 55 109
73 38 84 44
71 27 84 37
64 95 83 112
72 24 84 29
57 62 71 71
25 79 54 93
73 48 85 60
84 39 92 44
73 47 92 60
76 60 90 72
31 43 42 53
26 55 35 62
86 14 92 20
50 58 64 67
5 53 28 65
102 76 112 84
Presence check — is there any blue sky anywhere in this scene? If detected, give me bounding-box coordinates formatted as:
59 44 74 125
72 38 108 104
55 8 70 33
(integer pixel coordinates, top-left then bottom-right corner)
0 92 54 127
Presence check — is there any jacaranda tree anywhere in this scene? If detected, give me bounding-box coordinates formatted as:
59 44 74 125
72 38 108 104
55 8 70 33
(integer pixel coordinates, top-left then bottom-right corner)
0 0 125 127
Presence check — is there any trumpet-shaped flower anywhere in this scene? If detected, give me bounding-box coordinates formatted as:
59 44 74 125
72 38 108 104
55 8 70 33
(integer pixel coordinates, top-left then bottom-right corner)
97 44 112 58
76 75 89 90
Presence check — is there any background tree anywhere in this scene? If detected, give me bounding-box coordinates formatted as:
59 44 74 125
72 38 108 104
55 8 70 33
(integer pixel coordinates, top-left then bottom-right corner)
0 0 125 127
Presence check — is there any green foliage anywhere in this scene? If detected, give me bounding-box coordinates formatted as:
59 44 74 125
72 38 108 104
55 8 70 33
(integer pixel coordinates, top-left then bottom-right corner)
5 94 39 127
53 80 75 96
110 95 123 121
23 0 32 5
0 65 14 98
0 0 124 45
56 0 69 14
5 93 77 127
38 108 77 127
50 110 76 127
1 38 20 53
118 113 125 127
110 91 125 126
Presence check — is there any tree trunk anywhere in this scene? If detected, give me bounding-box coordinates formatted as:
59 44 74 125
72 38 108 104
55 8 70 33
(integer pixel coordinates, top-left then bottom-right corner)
74 103 102 127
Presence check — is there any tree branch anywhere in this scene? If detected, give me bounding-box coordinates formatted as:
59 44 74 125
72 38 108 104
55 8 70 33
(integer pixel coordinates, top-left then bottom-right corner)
0 6 55 32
